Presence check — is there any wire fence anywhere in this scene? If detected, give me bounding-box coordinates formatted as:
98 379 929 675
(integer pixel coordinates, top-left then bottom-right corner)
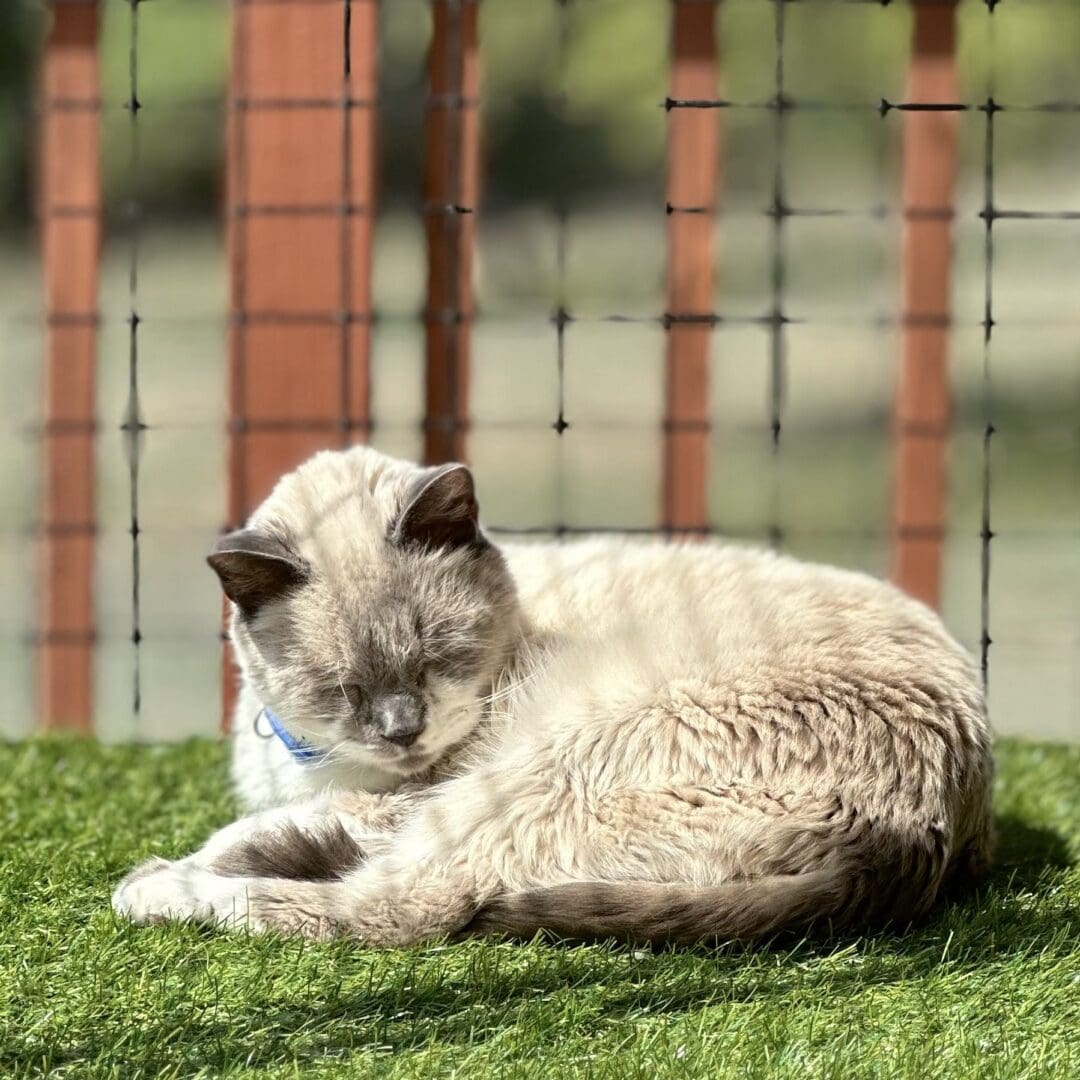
15 0 1080 741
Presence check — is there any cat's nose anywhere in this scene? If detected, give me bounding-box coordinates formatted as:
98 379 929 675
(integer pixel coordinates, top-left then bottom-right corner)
372 692 426 747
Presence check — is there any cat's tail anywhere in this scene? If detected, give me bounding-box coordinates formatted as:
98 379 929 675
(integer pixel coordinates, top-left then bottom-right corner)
464 831 950 945
462 873 844 945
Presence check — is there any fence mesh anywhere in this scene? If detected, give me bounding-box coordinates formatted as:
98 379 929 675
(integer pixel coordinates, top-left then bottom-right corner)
5 0 1078 741
122 0 143 717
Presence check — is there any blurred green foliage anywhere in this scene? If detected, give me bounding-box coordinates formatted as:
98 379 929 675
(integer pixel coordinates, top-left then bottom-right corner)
98 0 229 215
0 2 41 226
1 0 1079 222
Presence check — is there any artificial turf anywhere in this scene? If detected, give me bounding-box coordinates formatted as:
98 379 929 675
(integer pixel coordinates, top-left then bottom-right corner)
1 737 1077 1079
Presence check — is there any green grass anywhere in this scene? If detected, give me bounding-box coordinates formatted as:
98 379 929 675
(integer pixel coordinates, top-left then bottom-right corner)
1 739 1078 1079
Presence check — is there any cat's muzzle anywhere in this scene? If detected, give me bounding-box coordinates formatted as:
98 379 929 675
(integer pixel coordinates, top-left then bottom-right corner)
371 692 427 748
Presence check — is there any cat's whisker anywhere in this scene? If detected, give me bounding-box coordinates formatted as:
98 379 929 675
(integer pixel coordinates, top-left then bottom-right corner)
473 666 541 709
420 611 467 632
336 674 351 709
421 646 457 664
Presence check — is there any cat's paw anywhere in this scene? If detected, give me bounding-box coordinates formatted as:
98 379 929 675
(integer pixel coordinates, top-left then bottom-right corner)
111 859 253 928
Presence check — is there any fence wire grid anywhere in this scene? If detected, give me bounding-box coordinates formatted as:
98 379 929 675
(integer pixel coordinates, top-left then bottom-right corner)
6 0 1079 742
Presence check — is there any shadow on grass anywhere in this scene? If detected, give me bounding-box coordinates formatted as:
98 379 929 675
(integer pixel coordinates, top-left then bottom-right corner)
990 812 1073 875
13 814 1077 1075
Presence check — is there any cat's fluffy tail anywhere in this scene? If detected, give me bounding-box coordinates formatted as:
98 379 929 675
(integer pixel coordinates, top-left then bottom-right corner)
463 872 850 945
463 793 975 944
463 820 963 945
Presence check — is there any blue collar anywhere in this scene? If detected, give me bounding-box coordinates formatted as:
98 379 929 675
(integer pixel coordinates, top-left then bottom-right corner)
263 708 326 765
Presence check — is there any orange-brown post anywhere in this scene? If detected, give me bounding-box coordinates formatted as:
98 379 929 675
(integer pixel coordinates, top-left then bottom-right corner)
663 1 720 532
38 1 101 732
890 1 958 608
423 0 479 465
224 0 377 724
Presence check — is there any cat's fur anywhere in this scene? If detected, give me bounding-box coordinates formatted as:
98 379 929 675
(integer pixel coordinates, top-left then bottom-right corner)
112 447 993 945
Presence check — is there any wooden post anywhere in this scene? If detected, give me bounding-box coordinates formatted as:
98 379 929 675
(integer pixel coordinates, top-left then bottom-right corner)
890 1 959 608
223 0 377 725
423 0 479 466
663 1 720 533
38 0 101 732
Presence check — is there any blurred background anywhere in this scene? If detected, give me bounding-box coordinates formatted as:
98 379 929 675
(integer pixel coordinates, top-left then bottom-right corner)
1 0 1077 742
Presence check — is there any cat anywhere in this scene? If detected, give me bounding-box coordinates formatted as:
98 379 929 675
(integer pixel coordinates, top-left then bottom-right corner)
112 446 993 945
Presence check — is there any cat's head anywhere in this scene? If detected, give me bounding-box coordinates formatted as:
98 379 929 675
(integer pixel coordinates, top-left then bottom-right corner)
208 448 519 776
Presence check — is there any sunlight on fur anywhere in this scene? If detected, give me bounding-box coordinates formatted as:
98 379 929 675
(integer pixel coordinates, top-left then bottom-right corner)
112 447 993 946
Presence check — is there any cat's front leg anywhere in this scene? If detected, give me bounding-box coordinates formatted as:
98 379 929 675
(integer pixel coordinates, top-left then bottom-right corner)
111 791 410 927
113 781 493 943
112 858 353 939
111 854 344 937
111 860 259 928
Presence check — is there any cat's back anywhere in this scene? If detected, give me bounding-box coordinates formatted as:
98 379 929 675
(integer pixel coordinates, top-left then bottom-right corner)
503 536 974 689
499 536 991 879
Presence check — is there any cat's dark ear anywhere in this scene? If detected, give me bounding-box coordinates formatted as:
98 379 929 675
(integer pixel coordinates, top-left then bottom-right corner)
391 464 482 552
207 530 308 618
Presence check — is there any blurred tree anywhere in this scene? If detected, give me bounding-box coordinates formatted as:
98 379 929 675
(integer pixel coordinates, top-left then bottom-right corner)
0 3 43 229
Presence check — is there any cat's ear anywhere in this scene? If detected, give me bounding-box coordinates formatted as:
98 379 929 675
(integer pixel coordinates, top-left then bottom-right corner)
207 530 308 617
391 464 482 552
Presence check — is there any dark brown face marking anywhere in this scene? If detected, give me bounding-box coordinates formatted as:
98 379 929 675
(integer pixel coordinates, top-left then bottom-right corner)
390 464 483 552
207 530 309 618
370 691 427 746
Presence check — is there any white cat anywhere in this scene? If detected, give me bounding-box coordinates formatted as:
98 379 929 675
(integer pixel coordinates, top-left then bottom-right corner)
113 446 993 945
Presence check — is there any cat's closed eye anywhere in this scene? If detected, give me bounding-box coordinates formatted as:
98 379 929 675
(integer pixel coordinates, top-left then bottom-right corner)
423 636 484 678
324 681 363 710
